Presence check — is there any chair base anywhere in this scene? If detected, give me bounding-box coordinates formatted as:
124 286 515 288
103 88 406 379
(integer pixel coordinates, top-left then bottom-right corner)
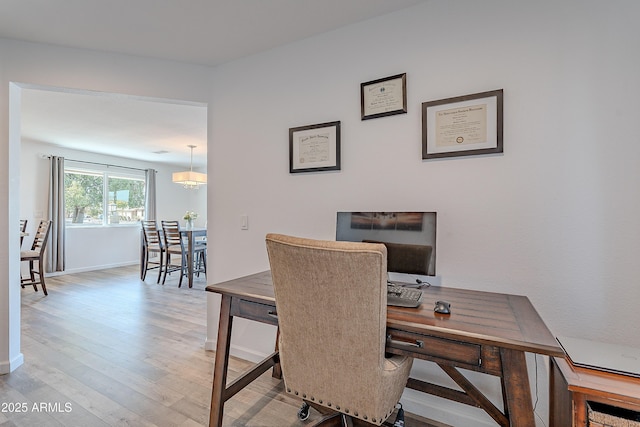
141 250 163 283
161 252 187 287
300 402 402 427
161 250 206 288
314 413 354 427
20 259 48 296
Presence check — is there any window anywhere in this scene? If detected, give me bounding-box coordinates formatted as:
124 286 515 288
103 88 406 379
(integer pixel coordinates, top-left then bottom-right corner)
65 167 145 226
107 175 146 225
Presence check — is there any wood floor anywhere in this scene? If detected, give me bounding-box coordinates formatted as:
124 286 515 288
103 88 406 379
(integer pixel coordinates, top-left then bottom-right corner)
2 266 448 427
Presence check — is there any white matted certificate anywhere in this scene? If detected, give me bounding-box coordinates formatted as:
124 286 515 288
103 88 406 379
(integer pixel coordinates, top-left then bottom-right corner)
289 121 341 173
361 73 407 120
422 89 503 159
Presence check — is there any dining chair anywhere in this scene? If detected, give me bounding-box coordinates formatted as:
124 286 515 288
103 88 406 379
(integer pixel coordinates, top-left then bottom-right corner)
20 219 52 295
160 220 206 287
265 233 413 426
141 220 164 283
185 224 207 277
20 219 28 248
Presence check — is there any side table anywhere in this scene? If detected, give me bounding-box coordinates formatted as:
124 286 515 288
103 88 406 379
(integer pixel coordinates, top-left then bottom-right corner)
550 351 640 426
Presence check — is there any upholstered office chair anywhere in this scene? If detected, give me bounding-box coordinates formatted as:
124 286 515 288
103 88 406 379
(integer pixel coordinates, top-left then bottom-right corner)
160 220 206 287
265 234 413 426
20 219 52 295
141 220 164 282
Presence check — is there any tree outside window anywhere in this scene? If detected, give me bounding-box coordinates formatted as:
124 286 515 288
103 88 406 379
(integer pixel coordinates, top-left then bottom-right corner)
65 171 103 224
64 168 145 226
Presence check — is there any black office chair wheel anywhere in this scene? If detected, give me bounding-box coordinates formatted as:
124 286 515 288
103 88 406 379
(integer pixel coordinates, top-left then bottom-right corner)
298 402 310 421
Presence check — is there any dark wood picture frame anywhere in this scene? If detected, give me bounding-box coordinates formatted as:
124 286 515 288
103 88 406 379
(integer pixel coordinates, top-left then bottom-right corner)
422 89 503 159
361 73 407 120
289 121 341 173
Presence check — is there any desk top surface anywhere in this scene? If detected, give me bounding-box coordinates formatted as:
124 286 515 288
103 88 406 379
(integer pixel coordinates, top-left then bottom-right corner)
206 270 564 357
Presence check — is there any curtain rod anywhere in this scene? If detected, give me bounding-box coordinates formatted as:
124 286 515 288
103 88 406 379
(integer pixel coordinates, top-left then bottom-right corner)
43 154 152 172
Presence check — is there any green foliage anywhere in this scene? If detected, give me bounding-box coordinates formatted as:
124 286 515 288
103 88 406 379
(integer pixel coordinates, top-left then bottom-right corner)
65 172 103 223
64 171 145 224
108 177 145 208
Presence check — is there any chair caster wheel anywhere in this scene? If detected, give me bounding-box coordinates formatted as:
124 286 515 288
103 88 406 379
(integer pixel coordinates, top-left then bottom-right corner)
298 402 310 421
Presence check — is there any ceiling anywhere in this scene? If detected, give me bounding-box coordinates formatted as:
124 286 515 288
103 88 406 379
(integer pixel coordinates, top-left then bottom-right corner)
3 0 426 167
20 87 209 168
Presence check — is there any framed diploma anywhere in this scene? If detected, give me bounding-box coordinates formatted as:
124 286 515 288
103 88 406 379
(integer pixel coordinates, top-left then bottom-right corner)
289 121 341 173
422 89 503 159
361 73 407 120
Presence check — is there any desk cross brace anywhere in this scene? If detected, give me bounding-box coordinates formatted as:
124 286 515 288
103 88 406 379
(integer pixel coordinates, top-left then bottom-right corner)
223 351 280 401
405 347 533 427
407 364 509 427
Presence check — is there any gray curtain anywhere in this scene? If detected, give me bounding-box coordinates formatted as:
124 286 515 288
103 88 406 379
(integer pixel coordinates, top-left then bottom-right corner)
47 155 65 272
145 169 157 220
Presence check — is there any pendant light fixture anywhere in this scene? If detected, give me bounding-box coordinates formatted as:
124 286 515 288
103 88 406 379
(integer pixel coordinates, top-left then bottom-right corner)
172 145 207 189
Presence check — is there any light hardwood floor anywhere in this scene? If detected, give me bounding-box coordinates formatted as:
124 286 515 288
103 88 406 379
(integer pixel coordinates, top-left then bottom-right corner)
2 266 448 427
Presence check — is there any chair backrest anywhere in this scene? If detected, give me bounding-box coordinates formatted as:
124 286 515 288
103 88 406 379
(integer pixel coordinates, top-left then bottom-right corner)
31 220 52 252
20 219 28 246
265 234 390 416
141 220 161 246
161 220 183 251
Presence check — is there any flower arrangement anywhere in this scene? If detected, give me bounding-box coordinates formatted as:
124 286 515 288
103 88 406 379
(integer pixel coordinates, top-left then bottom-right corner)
183 211 198 221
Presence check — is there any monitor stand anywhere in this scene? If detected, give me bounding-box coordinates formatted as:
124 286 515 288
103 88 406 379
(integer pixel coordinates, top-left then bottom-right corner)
388 272 441 287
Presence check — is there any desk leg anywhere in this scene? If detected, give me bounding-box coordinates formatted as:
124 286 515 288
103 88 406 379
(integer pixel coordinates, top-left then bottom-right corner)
209 294 233 427
500 348 535 427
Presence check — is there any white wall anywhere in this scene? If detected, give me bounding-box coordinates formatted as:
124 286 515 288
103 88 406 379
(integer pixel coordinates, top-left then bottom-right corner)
19 139 206 274
207 0 640 425
0 38 212 374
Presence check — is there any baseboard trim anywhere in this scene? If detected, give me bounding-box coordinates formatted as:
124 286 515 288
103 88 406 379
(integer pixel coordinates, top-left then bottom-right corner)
0 352 24 375
204 338 216 352
46 261 139 277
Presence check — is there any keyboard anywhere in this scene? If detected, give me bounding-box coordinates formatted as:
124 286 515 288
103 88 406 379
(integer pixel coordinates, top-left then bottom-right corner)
386 284 423 307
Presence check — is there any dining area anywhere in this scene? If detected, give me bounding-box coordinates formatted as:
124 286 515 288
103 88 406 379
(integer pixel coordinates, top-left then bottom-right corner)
140 218 207 288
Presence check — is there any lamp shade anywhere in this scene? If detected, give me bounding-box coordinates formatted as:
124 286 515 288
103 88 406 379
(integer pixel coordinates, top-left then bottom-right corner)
173 144 206 189
172 170 207 187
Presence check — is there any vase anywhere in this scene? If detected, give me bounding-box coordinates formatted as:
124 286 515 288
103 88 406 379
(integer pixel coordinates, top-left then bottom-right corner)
186 219 194 229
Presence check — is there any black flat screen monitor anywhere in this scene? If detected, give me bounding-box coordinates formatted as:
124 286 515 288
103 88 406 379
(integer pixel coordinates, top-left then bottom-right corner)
336 212 437 276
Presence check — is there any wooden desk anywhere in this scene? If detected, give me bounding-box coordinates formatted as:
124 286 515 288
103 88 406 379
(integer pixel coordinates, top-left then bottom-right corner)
206 271 564 427
181 227 206 288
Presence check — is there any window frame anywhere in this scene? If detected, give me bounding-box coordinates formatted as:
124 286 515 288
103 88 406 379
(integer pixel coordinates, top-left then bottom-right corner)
64 164 146 228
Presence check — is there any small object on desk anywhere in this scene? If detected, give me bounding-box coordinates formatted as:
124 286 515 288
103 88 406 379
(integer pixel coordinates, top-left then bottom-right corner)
387 284 423 307
434 300 451 314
